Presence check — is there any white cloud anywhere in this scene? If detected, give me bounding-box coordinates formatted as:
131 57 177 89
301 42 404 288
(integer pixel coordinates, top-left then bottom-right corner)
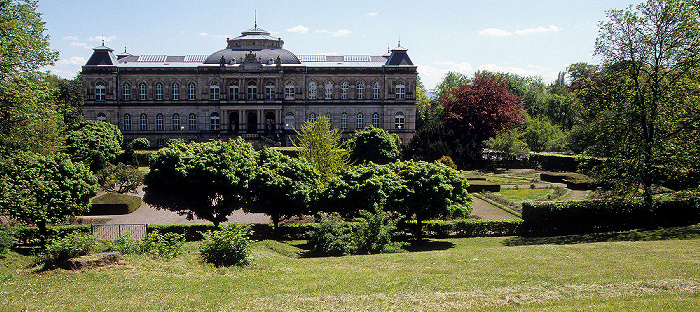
87 35 117 42
476 63 559 81
70 41 88 47
56 56 87 66
479 25 560 37
315 29 351 37
286 25 309 34
514 25 560 35
62 36 78 41
366 12 378 17
479 28 512 37
199 32 208 37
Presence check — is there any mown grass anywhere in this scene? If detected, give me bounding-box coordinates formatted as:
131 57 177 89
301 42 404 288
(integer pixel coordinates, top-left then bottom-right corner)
491 188 556 206
2 225 699 311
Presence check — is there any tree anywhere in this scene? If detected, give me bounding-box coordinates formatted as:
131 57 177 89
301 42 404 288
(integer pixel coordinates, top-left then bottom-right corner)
44 74 84 129
143 138 257 227
521 116 567 152
484 128 529 158
440 73 525 165
593 0 700 205
323 163 403 217
248 148 320 228
97 163 143 194
294 116 350 183
0 0 58 79
345 126 402 164
387 160 472 240
0 152 98 246
433 71 470 101
130 138 150 150
65 120 123 171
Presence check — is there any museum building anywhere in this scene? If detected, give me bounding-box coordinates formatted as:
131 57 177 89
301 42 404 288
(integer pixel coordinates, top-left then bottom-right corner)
81 24 417 147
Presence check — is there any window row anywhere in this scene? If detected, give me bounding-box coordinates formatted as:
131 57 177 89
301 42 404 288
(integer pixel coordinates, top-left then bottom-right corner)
97 81 407 101
121 113 221 131
288 111 405 130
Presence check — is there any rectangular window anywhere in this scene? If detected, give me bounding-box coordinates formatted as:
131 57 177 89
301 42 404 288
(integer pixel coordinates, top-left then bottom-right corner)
229 85 238 100
285 85 294 100
172 84 180 100
395 84 405 100
188 84 196 100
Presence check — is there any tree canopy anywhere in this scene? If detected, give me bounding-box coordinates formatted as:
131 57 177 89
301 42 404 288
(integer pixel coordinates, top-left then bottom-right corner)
345 125 402 164
294 116 350 183
65 120 123 171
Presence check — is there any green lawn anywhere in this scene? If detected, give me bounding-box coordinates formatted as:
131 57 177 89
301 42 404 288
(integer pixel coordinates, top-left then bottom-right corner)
491 188 556 206
2 230 700 311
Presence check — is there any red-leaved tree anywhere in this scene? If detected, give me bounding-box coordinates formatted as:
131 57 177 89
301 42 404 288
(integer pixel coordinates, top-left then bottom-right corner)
440 73 525 165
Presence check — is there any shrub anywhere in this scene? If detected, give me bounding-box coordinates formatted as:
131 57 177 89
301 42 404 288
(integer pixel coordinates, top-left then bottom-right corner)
39 232 99 268
307 213 356 256
0 225 15 254
401 219 522 238
144 231 185 259
199 224 252 266
14 225 91 246
103 235 150 255
437 155 457 169
130 138 150 150
308 211 405 256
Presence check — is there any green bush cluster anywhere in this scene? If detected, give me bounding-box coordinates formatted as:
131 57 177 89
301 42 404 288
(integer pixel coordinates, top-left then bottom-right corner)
0 225 15 255
130 138 150 150
199 223 252 266
402 219 522 238
38 232 99 268
308 211 405 256
521 192 700 236
143 231 185 259
14 225 91 246
527 153 601 172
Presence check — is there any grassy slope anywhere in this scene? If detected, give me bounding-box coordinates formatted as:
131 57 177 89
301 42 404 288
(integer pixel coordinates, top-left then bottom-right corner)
1 235 699 311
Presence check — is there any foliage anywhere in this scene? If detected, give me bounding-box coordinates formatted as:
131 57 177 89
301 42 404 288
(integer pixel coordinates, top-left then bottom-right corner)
405 119 459 163
521 116 567 152
307 213 356 256
130 137 150 150
38 232 99 268
588 0 700 202
308 210 404 256
440 73 525 165
344 126 402 164
199 223 252 266
437 155 457 169
89 192 142 215
144 138 256 227
323 163 402 216
433 71 470 101
12 225 91 246
401 219 522 238
102 235 151 255
0 152 98 246
387 160 473 240
484 128 529 157
143 231 185 259
248 148 320 228
294 116 350 183
0 0 58 79
44 74 84 129
96 163 143 194
65 120 123 171
0 224 14 255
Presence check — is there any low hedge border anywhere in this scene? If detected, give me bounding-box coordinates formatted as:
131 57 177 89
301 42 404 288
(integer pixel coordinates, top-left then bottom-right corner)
89 193 142 215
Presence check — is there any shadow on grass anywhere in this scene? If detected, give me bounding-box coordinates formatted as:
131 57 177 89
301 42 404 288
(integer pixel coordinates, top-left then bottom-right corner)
404 239 455 252
502 224 700 246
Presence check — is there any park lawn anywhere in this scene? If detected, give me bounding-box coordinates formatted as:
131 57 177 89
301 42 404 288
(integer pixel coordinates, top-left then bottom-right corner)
1 234 699 311
491 188 556 206
484 176 531 185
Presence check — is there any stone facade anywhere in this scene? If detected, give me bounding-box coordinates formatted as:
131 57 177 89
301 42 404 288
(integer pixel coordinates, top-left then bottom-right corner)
81 25 417 148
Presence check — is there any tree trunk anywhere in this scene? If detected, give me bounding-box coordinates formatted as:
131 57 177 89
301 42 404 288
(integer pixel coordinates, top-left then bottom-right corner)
37 220 48 249
415 216 424 242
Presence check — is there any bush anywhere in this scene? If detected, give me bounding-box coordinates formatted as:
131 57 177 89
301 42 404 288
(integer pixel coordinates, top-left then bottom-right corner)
308 211 405 256
39 232 99 268
144 231 185 259
307 213 356 256
103 235 150 255
401 219 522 238
14 225 91 246
199 224 252 266
148 224 219 241
437 155 457 169
0 225 15 254
130 138 150 150
539 172 600 190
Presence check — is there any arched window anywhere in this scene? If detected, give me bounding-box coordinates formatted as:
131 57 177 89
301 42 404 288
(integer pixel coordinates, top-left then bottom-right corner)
372 82 381 99
372 112 380 128
308 113 316 122
188 83 196 100
155 83 163 100
324 82 333 99
188 113 197 130
340 82 349 99
122 83 131 101
123 114 131 130
356 113 364 129
340 112 348 130
325 113 332 125
356 82 365 100
229 83 238 100
394 112 405 129
210 83 220 100
247 81 257 100
139 83 147 100
284 112 294 130
265 82 275 100
284 83 295 100
139 113 148 130
96 113 107 122
156 113 164 130
210 112 220 130
395 82 406 100
95 82 105 101
172 113 180 130
308 82 317 99
172 83 180 100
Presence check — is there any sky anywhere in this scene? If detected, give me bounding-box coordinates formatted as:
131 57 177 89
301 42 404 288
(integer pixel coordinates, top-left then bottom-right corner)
38 0 641 90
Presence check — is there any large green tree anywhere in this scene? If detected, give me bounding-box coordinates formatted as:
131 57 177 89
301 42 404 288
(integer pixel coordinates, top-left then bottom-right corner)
592 0 700 204
294 116 350 183
323 163 403 217
345 125 402 164
144 138 257 227
0 152 98 246
65 120 123 171
248 148 320 228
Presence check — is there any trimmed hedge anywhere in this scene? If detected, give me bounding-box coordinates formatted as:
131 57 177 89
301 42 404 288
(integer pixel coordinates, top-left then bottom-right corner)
467 180 501 193
401 219 521 238
148 223 315 241
14 225 91 245
134 150 153 166
539 172 600 190
521 192 700 236
89 192 142 215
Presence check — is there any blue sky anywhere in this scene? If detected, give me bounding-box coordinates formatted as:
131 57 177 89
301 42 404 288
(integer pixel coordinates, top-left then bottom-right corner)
39 0 640 90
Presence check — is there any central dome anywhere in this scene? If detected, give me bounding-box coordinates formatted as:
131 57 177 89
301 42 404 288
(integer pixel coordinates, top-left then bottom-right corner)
204 24 300 65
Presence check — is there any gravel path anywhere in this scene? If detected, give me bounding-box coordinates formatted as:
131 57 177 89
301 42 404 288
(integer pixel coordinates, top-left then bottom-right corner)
469 197 520 220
